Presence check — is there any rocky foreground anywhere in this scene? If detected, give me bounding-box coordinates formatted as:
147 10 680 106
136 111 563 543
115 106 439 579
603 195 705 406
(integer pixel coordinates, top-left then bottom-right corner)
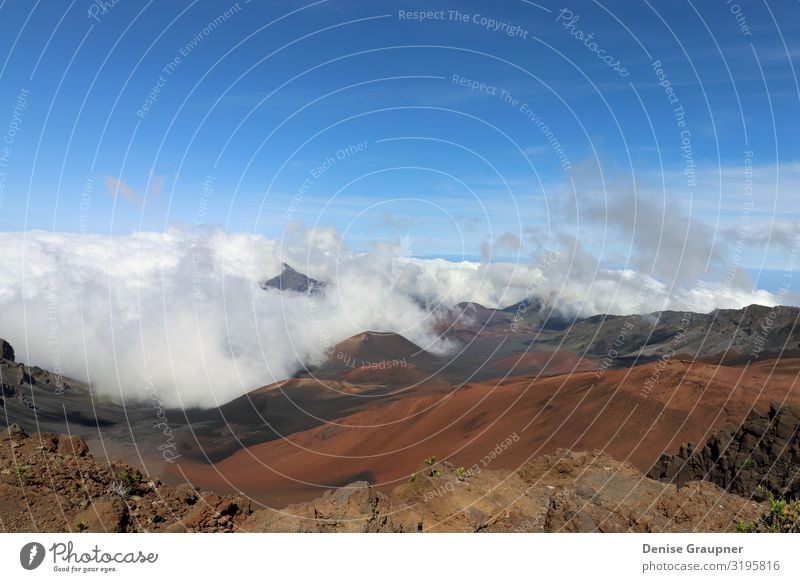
1 423 765 533
0 424 250 532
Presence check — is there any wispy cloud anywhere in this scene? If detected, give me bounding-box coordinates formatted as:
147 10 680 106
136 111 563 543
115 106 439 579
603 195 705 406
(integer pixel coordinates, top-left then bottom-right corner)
104 176 144 208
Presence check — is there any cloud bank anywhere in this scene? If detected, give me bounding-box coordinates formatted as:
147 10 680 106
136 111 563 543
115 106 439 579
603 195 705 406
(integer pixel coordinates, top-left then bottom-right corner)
0 227 778 408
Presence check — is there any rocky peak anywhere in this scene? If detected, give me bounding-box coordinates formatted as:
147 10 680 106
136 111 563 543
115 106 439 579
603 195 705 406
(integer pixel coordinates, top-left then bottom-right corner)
1 339 14 362
260 263 325 294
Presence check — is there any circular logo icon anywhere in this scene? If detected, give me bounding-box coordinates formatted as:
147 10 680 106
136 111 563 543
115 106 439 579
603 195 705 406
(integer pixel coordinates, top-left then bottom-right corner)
19 542 46 570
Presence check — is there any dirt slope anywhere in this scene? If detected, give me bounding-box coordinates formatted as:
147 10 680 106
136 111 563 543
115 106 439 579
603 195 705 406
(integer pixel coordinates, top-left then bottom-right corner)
242 449 764 532
172 357 800 505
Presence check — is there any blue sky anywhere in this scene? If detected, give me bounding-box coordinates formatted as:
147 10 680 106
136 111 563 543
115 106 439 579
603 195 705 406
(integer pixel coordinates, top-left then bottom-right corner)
0 0 798 290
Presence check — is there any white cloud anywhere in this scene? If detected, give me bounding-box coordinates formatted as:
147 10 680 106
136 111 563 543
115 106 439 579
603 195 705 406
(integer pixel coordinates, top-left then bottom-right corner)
104 176 144 208
0 227 781 408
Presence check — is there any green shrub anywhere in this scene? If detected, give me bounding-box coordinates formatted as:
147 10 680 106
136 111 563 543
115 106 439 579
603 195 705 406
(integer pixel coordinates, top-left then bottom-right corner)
13 464 32 485
762 496 800 532
423 456 436 466
118 470 139 488
736 495 800 533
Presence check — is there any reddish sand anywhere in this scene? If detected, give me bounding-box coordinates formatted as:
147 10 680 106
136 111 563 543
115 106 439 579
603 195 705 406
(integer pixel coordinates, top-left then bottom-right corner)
339 362 436 386
487 350 597 377
171 357 800 506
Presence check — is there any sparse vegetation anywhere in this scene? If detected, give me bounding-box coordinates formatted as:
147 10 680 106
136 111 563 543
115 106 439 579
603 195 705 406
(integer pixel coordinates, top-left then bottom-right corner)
455 466 466 480
118 470 139 489
76 520 89 532
424 456 436 466
431 469 441 478
736 495 800 533
409 473 416 483
110 481 131 499
13 464 32 485
111 469 141 498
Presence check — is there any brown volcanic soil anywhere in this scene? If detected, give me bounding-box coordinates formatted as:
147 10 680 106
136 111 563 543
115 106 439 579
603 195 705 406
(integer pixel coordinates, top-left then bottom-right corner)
322 331 436 373
243 450 765 533
297 331 449 388
0 426 252 532
1 425 765 532
487 350 597 377
338 362 435 386
171 356 800 505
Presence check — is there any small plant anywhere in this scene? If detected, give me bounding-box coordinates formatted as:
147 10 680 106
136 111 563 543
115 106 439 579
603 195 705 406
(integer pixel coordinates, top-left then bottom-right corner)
111 470 140 498
430 469 442 478
736 495 800 533
110 481 131 499
13 464 32 485
762 495 799 532
409 473 416 483
423 456 437 466
118 470 139 489
76 520 89 533
736 519 755 533
455 466 466 479
112 469 142 498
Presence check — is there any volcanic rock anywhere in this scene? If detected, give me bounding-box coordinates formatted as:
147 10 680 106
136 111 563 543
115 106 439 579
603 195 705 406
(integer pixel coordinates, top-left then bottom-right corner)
71 497 128 532
260 263 325 294
5 423 27 441
0 339 14 362
58 434 89 457
0 426 252 532
648 404 800 501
